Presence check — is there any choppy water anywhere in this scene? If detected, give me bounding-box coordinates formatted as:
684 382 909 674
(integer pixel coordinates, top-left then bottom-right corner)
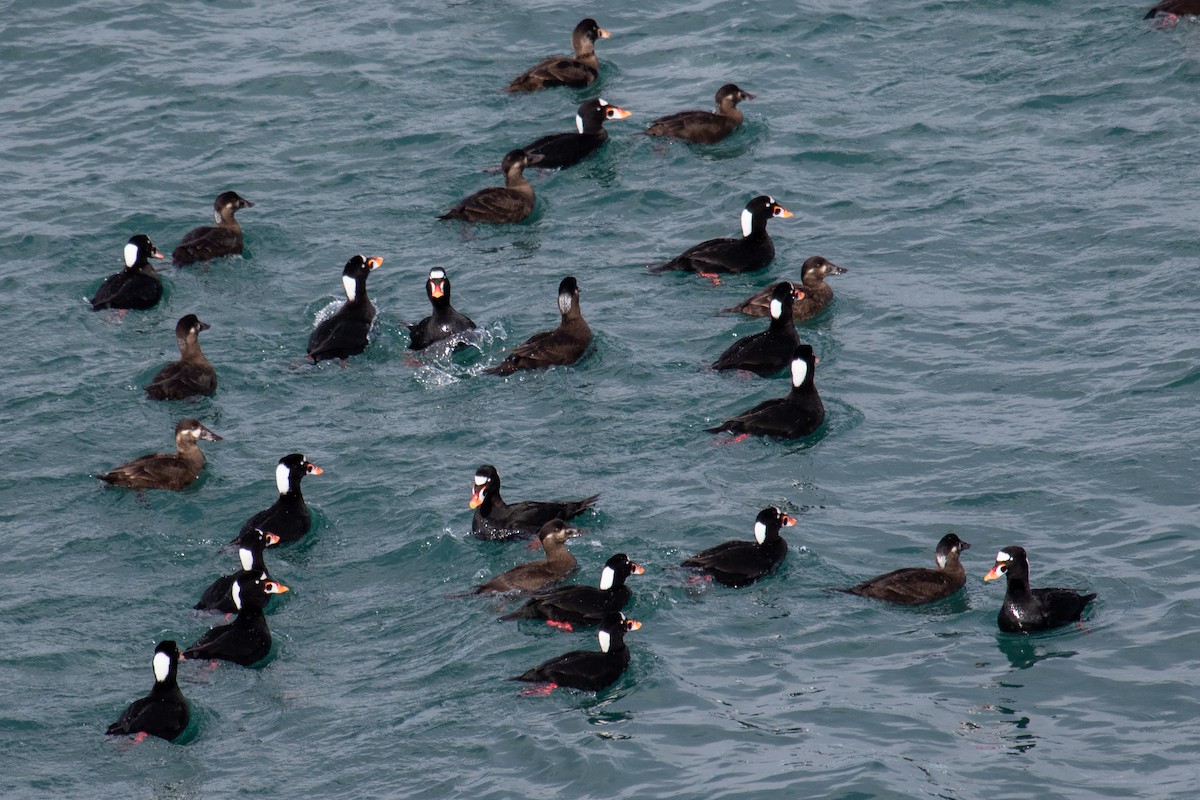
2 0 1200 797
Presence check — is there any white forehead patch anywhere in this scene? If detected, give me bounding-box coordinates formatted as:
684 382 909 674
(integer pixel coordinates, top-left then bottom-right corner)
769 298 783 319
599 565 615 591
995 551 1012 563
754 521 767 544
473 474 488 486
575 114 584 134
740 208 754 237
342 275 357 302
276 462 291 495
153 651 171 682
790 358 809 388
231 580 243 610
124 243 139 268
429 268 446 280
598 629 612 653
238 547 254 571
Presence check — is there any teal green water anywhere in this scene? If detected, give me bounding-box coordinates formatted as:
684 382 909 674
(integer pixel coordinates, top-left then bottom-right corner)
2 1 1200 797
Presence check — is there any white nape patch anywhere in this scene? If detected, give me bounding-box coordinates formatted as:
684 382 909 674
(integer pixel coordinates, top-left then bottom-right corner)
754 521 767 545
558 293 573 315
231 580 243 611
153 651 171 683
995 550 1012 563
276 462 291 495
473 474 488 486
599 565 615 591
790 358 809 388
238 547 254 572
123 243 138 268
342 275 357 302
212 209 222 225
429 268 446 280
598 629 612 653
769 298 783 319
740 208 753 238
575 114 584 134
936 553 948 569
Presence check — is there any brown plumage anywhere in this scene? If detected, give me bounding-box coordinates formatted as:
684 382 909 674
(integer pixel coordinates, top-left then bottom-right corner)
643 84 755 145
439 150 542 224
474 520 580 594
145 314 217 400
172 191 254 266
99 418 222 491
486 277 591 375
838 534 971 606
505 18 610 93
1144 0 1200 18
723 256 848 320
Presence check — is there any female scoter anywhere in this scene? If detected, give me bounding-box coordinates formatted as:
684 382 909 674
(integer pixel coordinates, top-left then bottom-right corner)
505 18 611 93
520 98 632 169
234 454 323 544
407 267 477 351
99 418 222 491
183 575 288 666
307 255 383 362
172 191 254 267
145 314 217 400
1144 0 1200 18
439 150 543 224
643 84 755 145
486 276 591 375
651 195 792 279
724 256 848 320
106 641 189 742
839 533 971 606
474 519 580 594
513 612 640 692
711 282 804 376
194 528 279 613
682 507 796 587
984 546 1096 633
90 235 165 311
501 553 643 630
706 344 824 439
470 464 599 541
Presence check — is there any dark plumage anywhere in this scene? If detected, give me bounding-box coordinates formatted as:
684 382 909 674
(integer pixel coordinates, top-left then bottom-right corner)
235 454 323 544
520 98 632 169
439 150 542 224
1145 0 1200 18
839 533 971 606
710 282 804 376
105 641 189 742
307 255 383 362
724 256 848 320
651 195 792 278
512 612 640 691
984 546 1096 633
706 344 825 439
144 314 217 400
643 84 755 145
473 520 581 594
183 576 288 666
501 553 643 629
99 418 222 491
195 529 279 613
470 464 598 541
90 234 165 311
682 507 796 587
407 267 477 351
172 191 254 267
486 276 591 375
505 18 611 93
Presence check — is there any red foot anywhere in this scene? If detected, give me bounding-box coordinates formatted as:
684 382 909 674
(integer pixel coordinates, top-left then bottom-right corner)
546 620 574 632
402 352 422 368
519 682 558 696
207 660 220 670
687 574 713 584
711 433 751 446
699 272 722 287
132 732 148 744
525 537 543 551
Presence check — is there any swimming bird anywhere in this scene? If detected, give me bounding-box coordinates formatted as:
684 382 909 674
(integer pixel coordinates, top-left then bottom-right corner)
307 255 383 362
983 546 1096 633
723 256 848 320
439 150 543 224
90 235 165 311
682 507 796 587
470 464 599 541
519 98 632 169
1144 0 1200 19
183 576 288 666
407 267 477 351
144 314 217 400
473 520 581 594
501 553 643 630
194 528 280 613
105 641 189 742
99 418 222 491
651 195 792 280
505 18 611 93
838 533 971 606
512 612 640 692
172 191 254 267
710 282 804 376
642 84 755 145
706 344 825 439
234 454 323 544
485 276 591 375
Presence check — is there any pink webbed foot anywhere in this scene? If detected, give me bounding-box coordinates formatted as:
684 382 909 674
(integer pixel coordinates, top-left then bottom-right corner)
545 620 574 632
519 682 558 696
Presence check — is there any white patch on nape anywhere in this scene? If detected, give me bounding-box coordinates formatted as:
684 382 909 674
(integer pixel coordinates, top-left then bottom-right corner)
238 547 254 572
790 358 809 388
740 208 754 237
754 521 767 544
995 550 1012 563
598 629 612 653
936 553 948 569
575 114 584 134
153 651 171 682
123 242 139 268
473 474 488 486
558 292 573 315
276 462 291 495
212 209 222 225
231 580 243 610
599 565 615 591
429 268 446 280
769 298 783 319
342 275 357 302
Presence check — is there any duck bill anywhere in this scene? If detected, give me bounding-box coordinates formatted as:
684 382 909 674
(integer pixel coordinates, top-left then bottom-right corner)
430 281 445 299
983 565 1004 581
792 289 806 301
597 27 611 38
150 248 165 260
630 562 645 575
264 532 282 546
776 207 794 219
781 514 797 527
199 427 223 442
365 256 384 270
609 107 633 120
469 485 485 509
523 152 545 166
265 581 290 594
307 463 324 476
826 262 848 275
626 619 642 631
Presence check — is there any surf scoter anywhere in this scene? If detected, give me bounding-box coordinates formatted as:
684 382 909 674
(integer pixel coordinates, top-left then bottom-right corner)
144 314 217 400
501 553 643 630
233 454 322 545
505 18 611 93
711 282 804 376
105 641 189 742
651 195 792 279
724 256 848 320
513 612 640 691
90 235 165 311
520 98 632 169
194 528 280 613
839 533 971 606
984 546 1096 633
643 84 755 145
99 418 222 491
172 191 254 267
486 276 591 375
439 150 543 224
470 464 599 541
473 519 581 594
183 576 288 666
706 344 825 439
407 267 477 351
682 507 796 587
1144 0 1200 18
307 255 383 362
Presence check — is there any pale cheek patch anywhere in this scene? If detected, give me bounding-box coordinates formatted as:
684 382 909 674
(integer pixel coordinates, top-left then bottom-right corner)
342 275 357 302
124 243 139 268
276 463 291 495
754 521 767 544
741 208 753 238
598 629 611 653
599 566 615 591
153 651 171 683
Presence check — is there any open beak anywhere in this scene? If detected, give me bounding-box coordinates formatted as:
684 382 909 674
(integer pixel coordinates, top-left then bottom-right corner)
983 564 1005 581
469 485 485 509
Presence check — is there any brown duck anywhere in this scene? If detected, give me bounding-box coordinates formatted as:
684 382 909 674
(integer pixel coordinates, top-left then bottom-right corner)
643 84 755 145
473 520 581 594
724 257 847 320
838 534 971 606
172 191 254 267
505 18 611 93
486 277 591 375
99 418 222 491
439 150 543 224
145 314 217 400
